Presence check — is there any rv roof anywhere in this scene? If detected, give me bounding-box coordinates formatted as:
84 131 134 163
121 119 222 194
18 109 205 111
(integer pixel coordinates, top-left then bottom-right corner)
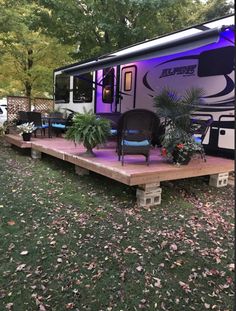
60 14 234 75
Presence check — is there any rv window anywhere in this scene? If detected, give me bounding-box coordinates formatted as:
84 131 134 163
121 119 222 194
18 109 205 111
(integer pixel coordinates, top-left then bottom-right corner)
198 46 234 77
73 73 93 103
102 68 114 103
124 71 132 91
55 74 70 102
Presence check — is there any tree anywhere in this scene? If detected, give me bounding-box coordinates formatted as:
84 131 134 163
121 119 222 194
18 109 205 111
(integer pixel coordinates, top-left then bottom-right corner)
36 0 233 61
0 0 73 98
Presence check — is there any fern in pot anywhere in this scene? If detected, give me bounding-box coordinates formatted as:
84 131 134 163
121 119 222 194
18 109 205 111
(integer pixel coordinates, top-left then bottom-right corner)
65 110 111 157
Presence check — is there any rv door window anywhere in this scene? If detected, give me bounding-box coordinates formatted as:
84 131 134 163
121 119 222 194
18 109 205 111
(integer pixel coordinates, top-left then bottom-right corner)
102 68 114 103
55 74 70 102
198 46 234 77
73 73 93 103
124 71 132 91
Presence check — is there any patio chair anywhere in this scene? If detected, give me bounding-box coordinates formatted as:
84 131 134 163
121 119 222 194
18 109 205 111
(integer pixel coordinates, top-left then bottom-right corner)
27 111 49 137
190 114 214 161
49 112 67 137
117 109 160 165
18 111 28 125
190 114 213 144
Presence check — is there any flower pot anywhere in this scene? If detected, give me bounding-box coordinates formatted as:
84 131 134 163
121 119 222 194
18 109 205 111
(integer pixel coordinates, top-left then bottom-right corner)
172 150 191 165
79 144 96 157
22 132 31 141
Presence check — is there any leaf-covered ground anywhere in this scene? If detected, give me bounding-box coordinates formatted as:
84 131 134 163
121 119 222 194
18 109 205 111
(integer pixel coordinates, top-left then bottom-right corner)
0 141 234 311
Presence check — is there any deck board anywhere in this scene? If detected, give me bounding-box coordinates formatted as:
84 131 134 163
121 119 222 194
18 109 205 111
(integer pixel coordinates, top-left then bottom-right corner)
5 134 234 186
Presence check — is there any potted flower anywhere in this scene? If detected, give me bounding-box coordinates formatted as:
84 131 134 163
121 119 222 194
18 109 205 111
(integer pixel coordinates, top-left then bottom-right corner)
154 87 205 165
17 122 36 141
160 128 204 165
65 110 111 157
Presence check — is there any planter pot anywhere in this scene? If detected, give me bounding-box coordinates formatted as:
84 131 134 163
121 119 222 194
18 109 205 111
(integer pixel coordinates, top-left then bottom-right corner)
79 145 96 157
172 150 191 165
22 132 31 141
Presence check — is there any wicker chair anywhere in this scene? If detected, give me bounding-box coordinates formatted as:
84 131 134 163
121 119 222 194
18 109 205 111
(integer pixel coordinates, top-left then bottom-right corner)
190 114 214 161
18 111 28 125
117 109 160 165
27 111 49 137
190 114 213 144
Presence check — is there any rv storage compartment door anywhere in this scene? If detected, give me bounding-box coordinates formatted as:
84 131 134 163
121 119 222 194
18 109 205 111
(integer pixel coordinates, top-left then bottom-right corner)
218 115 235 150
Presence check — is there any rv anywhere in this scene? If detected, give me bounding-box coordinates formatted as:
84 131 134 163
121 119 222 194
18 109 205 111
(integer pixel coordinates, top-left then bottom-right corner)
53 14 235 158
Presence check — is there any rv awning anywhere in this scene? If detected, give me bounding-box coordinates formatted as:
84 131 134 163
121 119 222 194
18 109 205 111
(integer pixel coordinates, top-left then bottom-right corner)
63 27 223 76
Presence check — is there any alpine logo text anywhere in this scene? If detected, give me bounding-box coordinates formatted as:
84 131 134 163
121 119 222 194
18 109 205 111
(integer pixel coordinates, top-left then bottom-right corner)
159 65 197 78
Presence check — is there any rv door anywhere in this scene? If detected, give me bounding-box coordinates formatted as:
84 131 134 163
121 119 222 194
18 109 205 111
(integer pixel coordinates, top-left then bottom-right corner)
120 65 137 113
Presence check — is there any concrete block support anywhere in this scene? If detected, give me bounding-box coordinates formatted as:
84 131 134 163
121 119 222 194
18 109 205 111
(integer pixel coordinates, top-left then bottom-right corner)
136 183 162 207
31 149 42 159
75 165 89 176
209 172 229 187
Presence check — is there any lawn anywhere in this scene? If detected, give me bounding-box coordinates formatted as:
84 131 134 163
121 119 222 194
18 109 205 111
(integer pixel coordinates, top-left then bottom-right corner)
0 140 234 311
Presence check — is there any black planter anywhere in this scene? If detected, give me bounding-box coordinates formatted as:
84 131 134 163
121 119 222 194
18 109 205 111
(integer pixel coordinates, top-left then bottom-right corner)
22 132 31 141
172 150 191 165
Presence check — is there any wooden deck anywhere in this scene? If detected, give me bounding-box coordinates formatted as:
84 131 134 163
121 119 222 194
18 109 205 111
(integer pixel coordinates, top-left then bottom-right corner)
5 134 234 186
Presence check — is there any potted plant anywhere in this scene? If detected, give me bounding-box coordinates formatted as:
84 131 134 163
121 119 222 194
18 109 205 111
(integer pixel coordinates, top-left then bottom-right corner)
154 87 205 165
17 122 36 141
65 110 111 157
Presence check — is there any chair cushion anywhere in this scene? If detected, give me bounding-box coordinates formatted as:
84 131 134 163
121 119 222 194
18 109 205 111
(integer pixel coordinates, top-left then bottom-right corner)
51 123 66 129
122 139 149 146
126 129 139 134
110 129 117 136
193 135 202 144
37 124 49 129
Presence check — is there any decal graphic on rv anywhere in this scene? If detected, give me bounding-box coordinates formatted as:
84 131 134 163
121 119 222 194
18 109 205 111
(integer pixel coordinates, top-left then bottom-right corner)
142 46 235 114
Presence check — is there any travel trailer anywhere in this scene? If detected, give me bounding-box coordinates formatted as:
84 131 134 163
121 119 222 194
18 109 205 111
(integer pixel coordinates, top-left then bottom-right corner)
53 14 235 158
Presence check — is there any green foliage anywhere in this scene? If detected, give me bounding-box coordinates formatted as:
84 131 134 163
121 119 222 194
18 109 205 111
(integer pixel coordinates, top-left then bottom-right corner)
154 87 205 133
65 110 111 150
37 0 233 61
0 0 234 96
0 0 73 98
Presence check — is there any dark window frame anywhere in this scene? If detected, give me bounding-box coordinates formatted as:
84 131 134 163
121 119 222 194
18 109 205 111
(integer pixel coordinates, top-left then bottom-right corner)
55 74 70 103
73 72 93 103
102 68 115 103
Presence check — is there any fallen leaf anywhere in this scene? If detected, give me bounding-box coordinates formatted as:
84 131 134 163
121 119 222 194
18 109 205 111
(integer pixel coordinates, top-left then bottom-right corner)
170 243 178 251
20 251 28 256
7 220 16 226
16 264 26 271
227 263 235 271
136 265 143 272
6 303 14 310
154 278 162 288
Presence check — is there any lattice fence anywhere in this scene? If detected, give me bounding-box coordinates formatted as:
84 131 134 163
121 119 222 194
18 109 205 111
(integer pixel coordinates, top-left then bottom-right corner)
33 97 54 113
7 96 54 122
7 96 30 122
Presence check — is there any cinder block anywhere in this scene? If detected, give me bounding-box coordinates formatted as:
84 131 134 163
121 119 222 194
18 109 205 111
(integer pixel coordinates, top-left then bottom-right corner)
31 149 42 159
139 182 160 191
136 186 162 207
75 165 89 176
209 173 229 187
136 187 162 198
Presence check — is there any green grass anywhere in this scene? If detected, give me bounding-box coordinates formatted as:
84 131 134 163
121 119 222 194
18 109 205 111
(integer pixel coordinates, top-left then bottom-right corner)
0 140 234 311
